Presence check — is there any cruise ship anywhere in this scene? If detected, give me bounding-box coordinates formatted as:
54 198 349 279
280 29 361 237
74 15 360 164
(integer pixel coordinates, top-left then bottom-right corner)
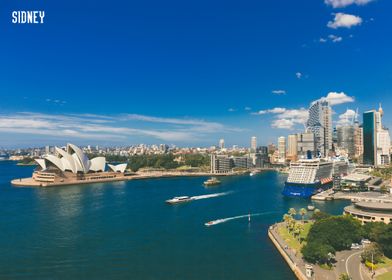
282 158 348 198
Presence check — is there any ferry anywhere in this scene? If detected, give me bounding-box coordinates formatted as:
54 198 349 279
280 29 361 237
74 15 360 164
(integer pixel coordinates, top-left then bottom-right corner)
165 196 194 204
282 158 348 199
203 177 221 186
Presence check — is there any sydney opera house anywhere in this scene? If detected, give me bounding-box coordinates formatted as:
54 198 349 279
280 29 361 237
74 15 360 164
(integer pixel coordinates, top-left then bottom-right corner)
12 143 129 187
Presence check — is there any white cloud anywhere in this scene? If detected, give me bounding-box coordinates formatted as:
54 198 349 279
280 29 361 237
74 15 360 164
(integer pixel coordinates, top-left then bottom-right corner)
327 13 362 29
0 112 239 144
244 107 252 111
328 34 343 42
296 72 302 79
320 38 328 43
324 0 375 8
337 109 357 125
272 89 286 95
253 107 308 130
228 108 236 112
317 92 355 106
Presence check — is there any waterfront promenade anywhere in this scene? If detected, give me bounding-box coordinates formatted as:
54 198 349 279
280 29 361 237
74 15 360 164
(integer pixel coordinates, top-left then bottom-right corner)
269 222 374 280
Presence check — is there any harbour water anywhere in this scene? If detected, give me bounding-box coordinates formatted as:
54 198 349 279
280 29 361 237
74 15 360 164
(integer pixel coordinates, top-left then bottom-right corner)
0 161 350 279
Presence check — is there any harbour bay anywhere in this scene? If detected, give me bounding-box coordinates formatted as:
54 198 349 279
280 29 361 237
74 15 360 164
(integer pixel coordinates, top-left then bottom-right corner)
0 161 350 279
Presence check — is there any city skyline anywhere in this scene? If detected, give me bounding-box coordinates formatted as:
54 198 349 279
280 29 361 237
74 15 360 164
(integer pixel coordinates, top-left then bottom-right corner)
2 0 392 147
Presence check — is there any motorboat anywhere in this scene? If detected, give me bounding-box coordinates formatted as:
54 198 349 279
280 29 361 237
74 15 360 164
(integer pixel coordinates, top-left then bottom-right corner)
165 196 193 204
203 177 221 186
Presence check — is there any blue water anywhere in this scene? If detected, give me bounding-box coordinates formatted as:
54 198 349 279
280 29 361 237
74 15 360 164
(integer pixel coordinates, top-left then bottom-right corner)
0 161 350 279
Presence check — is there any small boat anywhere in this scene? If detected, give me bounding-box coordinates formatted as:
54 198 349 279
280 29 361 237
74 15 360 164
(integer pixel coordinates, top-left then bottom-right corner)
204 219 224 227
166 196 193 204
203 177 221 186
307 205 315 211
248 213 251 223
250 170 260 176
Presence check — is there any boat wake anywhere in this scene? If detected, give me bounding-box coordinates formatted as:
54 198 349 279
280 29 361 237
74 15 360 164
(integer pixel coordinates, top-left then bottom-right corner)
191 191 232 201
205 211 277 227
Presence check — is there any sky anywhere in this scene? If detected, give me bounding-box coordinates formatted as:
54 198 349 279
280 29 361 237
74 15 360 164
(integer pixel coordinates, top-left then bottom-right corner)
1 0 392 148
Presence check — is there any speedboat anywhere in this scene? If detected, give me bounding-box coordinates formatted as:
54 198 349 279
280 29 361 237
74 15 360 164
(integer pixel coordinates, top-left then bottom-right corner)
204 219 224 227
165 196 193 204
203 177 221 186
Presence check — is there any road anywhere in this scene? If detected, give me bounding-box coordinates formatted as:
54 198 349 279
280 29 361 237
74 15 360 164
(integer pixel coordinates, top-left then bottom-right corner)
334 249 372 280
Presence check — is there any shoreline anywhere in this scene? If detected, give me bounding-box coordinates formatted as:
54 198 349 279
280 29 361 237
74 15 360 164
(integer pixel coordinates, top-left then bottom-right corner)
268 223 308 280
10 170 255 188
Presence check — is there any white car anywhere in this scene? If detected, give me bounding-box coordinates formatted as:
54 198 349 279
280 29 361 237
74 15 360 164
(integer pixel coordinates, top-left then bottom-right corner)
351 243 361 250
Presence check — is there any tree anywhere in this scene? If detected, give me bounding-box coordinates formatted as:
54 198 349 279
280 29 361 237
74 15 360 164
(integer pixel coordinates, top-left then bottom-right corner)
283 214 291 229
288 208 297 217
299 208 307 222
377 224 392 258
361 243 383 264
312 211 331 221
339 273 351 280
363 222 388 242
302 241 335 264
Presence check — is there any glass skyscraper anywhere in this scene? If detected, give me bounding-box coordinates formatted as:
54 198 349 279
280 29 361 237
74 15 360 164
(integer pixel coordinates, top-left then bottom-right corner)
363 110 376 165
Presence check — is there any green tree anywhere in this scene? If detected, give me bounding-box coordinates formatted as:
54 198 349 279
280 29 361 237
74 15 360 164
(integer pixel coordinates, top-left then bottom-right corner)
288 208 297 217
302 241 335 264
363 222 388 242
306 216 362 251
361 243 383 264
377 224 392 258
299 208 307 222
312 211 331 221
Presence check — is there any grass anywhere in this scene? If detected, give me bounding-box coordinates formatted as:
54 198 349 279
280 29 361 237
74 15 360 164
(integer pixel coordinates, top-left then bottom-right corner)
377 257 392 269
277 221 313 252
319 263 333 270
377 271 392 280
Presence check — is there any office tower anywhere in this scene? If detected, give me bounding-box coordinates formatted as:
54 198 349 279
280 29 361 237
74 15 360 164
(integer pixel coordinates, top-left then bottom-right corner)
287 134 298 161
296 131 316 159
336 125 355 157
363 104 391 166
353 110 363 161
219 139 225 149
45 145 50 155
307 100 332 157
278 136 286 163
251 136 257 152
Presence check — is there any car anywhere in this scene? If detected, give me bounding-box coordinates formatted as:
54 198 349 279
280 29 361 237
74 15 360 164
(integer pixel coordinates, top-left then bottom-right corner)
361 239 371 245
351 243 361 250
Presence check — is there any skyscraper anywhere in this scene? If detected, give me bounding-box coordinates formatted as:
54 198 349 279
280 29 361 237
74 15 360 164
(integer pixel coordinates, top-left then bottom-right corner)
278 136 286 163
251 136 257 152
287 134 298 161
307 100 332 157
336 125 355 157
363 105 391 166
219 139 225 149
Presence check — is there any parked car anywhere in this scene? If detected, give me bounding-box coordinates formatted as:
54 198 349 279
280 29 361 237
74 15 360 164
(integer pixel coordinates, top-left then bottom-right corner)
351 243 361 250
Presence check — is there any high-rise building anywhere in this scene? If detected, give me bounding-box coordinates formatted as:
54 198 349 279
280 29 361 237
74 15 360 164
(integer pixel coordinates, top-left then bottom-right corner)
336 125 355 157
363 110 377 165
278 136 286 163
296 131 316 159
363 104 391 166
354 113 363 161
219 139 225 149
250 136 257 152
307 100 332 157
287 134 298 161
45 145 50 155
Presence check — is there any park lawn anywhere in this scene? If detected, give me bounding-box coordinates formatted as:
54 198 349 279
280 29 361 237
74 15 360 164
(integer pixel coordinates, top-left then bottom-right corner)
377 257 392 269
377 271 392 280
277 221 313 252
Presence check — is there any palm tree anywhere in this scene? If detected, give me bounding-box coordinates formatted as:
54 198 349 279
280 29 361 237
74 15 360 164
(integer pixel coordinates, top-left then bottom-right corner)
283 214 291 228
299 208 307 222
288 208 296 217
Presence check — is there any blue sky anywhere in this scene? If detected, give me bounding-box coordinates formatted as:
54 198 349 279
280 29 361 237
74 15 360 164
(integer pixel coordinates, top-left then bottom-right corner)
1 0 392 148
